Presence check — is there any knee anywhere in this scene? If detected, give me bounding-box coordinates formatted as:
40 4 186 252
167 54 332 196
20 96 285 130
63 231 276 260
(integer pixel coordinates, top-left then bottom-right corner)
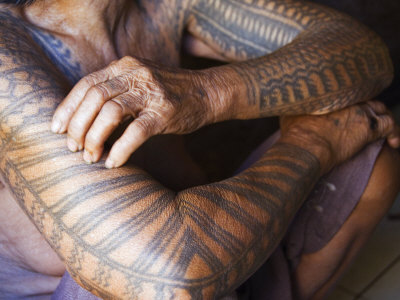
352 144 400 232
292 146 400 300
364 144 399 208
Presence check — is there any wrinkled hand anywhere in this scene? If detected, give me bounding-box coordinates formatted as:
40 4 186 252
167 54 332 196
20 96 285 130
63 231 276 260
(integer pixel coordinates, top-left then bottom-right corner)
51 56 211 168
280 101 400 174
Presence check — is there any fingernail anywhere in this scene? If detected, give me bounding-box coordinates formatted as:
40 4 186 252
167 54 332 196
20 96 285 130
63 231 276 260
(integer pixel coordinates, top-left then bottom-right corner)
105 158 115 169
83 150 93 164
67 138 79 152
51 120 61 133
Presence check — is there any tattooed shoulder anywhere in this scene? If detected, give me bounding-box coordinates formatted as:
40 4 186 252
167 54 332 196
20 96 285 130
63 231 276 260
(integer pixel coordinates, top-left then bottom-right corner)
0 9 82 85
26 28 82 84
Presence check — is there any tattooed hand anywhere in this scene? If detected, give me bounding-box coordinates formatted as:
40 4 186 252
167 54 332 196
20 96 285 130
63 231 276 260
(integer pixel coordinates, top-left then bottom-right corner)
51 56 212 168
280 101 398 174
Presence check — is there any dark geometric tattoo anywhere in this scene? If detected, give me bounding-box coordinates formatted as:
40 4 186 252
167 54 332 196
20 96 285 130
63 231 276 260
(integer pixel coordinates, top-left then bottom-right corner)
0 0 394 297
189 0 393 115
0 8 324 298
26 27 82 84
191 0 302 59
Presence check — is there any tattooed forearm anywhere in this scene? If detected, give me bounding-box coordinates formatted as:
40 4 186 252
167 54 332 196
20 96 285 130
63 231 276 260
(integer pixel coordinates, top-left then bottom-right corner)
0 10 322 299
188 0 393 117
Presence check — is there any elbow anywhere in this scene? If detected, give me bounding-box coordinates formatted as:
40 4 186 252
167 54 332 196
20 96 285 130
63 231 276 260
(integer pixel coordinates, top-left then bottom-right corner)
371 36 394 90
337 17 394 94
317 11 394 88
359 26 394 91
96 194 226 299
305 20 394 115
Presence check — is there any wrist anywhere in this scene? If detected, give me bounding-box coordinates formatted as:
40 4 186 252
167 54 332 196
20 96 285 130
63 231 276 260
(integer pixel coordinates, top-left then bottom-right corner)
278 128 334 176
198 65 253 123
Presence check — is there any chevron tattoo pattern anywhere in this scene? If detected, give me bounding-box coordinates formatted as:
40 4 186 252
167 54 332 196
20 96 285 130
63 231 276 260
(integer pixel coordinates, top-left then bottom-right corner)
189 0 393 115
0 0 394 298
0 9 322 298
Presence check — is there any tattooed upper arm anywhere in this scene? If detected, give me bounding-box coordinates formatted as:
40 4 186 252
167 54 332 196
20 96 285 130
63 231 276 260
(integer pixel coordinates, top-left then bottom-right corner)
186 0 393 115
0 9 324 299
187 0 304 60
186 0 387 61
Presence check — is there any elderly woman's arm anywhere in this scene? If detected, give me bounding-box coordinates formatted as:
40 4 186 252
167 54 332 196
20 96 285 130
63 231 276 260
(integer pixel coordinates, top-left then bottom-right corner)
52 0 393 168
0 9 395 299
185 0 393 116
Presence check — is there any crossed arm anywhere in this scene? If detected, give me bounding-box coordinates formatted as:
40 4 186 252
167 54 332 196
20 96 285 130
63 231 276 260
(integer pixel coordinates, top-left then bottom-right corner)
186 0 394 116
52 0 395 168
0 2 395 299
0 9 341 299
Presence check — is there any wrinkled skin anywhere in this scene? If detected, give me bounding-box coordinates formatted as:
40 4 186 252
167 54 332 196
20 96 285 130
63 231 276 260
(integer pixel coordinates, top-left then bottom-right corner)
53 54 400 169
280 101 399 174
2 100 398 289
52 57 214 168
51 53 400 170
0 0 398 297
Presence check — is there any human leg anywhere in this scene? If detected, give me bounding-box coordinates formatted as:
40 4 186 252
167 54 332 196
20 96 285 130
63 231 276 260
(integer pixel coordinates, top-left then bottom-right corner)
0 179 64 297
293 144 400 300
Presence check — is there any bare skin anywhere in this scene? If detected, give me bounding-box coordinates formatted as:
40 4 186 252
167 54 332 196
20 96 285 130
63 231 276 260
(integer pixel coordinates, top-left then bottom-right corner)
298 144 400 300
0 0 398 299
42 0 395 167
282 103 400 299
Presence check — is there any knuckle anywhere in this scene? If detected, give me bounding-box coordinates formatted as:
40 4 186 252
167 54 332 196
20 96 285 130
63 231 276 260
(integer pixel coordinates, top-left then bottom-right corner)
385 116 395 129
103 100 123 114
136 65 155 82
376 117 392 133
102 102 123 126
134 120 151 137
80 73 100 88
142 66 153 77
120 56 132 63
135 115 157 137
115 94 137 114
120 56 137 67
113 75 128 88
87 84 109 102
118 74 132 89
109 56 139 76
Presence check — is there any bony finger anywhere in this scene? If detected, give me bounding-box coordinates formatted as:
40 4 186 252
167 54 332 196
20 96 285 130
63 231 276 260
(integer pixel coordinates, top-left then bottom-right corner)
372 115 394 140
52 70 110 134
66 78 129 148
83 148 102 165
105 115 157 168
84 101 124 163
67 136 81 152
